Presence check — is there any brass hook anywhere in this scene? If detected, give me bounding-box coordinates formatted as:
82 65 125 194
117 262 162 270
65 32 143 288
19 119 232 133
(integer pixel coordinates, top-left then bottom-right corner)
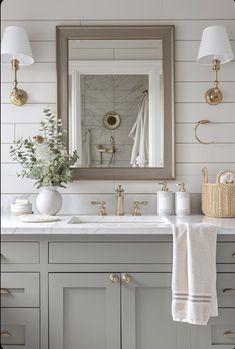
194 120 213 144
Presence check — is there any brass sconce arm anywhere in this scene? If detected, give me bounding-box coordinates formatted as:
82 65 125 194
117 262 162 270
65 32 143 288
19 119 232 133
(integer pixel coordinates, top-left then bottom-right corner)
10 59 28 106
205 59 223 105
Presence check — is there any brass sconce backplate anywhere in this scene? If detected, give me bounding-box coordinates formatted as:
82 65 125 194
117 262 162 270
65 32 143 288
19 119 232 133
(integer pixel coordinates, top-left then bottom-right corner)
10 88 28 106
205 87 222 105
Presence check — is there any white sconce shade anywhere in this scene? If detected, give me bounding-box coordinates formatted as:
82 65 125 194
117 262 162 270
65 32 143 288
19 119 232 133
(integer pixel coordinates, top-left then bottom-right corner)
197 25 234 65
1 26 34 66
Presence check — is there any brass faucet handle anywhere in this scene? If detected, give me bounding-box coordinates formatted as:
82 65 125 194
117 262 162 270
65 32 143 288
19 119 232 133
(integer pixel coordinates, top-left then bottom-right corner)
90 201 107 216
132 201 148 216
91 201 101 205
134 201 148 206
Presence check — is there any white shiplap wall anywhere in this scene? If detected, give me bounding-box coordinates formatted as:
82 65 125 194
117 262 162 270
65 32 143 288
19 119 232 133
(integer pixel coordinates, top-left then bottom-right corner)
1 0 235 214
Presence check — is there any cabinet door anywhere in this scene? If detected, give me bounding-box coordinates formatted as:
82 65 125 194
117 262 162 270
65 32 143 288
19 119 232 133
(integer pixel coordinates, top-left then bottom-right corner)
121 273 189 349
49 273 120 349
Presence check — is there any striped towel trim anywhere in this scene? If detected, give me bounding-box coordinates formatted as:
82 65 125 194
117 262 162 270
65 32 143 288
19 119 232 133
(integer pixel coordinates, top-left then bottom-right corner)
173 292 211 303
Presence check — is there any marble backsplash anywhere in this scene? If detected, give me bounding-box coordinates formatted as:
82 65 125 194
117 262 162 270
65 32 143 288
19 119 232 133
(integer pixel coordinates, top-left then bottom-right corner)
1 193 202 216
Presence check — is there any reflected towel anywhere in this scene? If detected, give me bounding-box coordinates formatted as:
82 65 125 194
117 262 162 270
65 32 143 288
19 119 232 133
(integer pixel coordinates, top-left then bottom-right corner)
129 92 148 167
172 223 218 325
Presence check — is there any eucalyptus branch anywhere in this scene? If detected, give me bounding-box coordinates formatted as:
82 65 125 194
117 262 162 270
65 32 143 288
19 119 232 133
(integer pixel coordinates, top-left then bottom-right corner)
10 108 79 189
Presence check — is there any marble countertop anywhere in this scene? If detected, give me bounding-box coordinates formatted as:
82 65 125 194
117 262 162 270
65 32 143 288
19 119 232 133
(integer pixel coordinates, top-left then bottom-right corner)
1 215 235 235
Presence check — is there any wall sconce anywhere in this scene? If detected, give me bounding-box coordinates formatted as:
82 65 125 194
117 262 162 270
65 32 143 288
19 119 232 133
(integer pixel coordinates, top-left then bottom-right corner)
1 26 34 106
197 25 234 105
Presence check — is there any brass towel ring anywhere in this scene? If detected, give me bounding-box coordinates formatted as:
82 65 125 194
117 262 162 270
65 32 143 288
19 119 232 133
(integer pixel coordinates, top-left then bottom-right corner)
194 120 213 144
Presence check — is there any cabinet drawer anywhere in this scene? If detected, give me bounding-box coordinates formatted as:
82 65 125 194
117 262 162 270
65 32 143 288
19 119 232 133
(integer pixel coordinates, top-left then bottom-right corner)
1 273 40 308
49 242 172 264
1 242 39 264
49 242 235 264
1 308 39 349
217 273 235 307
191 309 235 348
211 308 235 346
217 243 235 263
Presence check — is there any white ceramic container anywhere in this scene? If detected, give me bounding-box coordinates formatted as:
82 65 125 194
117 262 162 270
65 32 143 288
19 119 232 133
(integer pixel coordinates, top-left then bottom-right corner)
36 186 62 216
157 191 174 215
175 192 191 216
10 203 32 216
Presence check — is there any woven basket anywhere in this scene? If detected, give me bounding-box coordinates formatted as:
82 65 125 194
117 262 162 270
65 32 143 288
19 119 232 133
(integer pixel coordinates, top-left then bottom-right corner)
202 168 235 218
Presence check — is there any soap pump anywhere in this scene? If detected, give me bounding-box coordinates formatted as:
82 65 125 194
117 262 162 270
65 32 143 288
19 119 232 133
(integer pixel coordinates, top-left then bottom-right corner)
157 181 174 216
175 182 191 216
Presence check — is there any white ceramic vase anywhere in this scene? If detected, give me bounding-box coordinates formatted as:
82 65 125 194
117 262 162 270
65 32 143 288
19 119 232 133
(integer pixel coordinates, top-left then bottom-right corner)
36 186 62 216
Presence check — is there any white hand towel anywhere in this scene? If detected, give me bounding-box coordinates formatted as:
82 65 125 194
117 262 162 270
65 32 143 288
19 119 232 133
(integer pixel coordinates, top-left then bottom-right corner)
172 223 218 325
129 92 148 167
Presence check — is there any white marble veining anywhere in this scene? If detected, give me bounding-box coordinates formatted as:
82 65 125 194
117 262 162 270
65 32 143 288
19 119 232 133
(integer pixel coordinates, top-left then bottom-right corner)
1 215 235 235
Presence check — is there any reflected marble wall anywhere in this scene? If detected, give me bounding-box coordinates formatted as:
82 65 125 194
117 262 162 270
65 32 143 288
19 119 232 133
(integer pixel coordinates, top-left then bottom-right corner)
81 74 148 167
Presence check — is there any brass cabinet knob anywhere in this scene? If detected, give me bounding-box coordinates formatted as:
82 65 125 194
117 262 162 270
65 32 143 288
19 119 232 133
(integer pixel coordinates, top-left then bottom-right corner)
223 331 235 338
109 273 119 283
222 288 235 294
122 273 132 284
0 331 11 337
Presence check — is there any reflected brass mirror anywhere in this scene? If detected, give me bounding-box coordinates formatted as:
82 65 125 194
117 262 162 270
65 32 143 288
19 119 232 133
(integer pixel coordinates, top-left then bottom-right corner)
56 25 175 180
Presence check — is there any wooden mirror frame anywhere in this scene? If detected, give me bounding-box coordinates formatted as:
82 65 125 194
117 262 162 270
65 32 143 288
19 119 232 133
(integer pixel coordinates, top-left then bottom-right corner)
56 25 175 180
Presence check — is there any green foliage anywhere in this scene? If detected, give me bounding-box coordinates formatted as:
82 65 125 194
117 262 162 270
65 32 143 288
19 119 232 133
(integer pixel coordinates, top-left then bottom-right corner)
10 108 79 189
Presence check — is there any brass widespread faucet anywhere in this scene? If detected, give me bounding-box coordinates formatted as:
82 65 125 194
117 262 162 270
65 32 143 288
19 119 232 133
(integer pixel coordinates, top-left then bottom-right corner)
115 185 124 216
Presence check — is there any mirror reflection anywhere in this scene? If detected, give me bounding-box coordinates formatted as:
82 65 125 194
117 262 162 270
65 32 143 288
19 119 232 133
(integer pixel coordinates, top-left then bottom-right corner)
68 39 163 168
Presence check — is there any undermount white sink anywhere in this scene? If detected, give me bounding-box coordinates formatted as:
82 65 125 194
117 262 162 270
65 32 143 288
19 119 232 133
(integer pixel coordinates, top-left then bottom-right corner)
67 215 170 226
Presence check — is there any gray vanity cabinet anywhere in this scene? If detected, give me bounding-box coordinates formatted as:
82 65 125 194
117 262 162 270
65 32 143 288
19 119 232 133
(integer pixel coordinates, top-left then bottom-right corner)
1 236 235 349
49 273 120 349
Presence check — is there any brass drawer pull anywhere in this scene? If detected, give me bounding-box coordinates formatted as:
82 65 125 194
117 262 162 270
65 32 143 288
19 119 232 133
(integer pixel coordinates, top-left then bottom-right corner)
109 274 119 283
122 273 132 284
224 331 235 338
223 288 235 294
0 331 11 337
0 288 10 294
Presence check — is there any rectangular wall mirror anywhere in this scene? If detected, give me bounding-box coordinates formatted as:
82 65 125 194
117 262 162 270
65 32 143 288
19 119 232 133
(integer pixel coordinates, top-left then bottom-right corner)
57 25 175 179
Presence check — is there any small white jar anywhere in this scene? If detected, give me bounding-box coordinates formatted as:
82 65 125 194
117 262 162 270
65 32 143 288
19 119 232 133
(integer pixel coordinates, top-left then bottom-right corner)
175 183 191 216
157 182 174 216
10 203 32 216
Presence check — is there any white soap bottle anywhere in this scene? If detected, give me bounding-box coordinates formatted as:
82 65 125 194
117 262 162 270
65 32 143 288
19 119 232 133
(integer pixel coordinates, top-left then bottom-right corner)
157 182 174 216
175 182 191 216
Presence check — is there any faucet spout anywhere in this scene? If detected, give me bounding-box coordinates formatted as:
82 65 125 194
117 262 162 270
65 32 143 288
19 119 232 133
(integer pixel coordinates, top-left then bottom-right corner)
115 185 124 216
